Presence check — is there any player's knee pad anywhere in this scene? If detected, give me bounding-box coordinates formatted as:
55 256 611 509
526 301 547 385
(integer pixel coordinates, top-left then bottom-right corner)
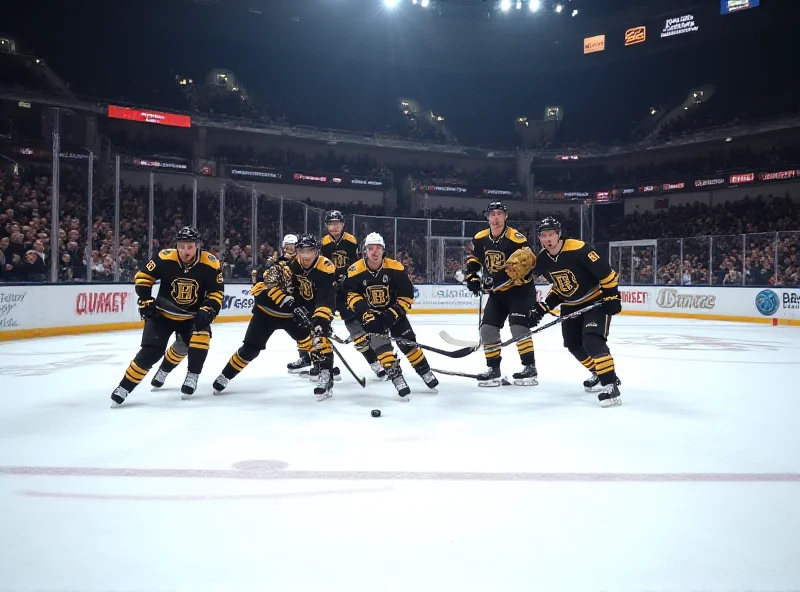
582 332 609 358
353 333 371 354
369 335 392 354
189 330 211 349
480 323 502 345
238 343 262 362
171 335 189 357
345 318 365 339
134 345 164 369
509 323 529 339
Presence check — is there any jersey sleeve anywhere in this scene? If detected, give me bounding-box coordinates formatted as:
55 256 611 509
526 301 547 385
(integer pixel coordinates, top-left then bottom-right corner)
344 267 370 319
134 256 163 300
311 260 337 327
579 243 618 295
466 239 483 276
202 260 225 315
389 267 415 321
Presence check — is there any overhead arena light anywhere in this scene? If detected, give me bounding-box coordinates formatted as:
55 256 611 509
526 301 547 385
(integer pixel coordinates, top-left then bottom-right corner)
571 8 578 16
500 0 512 11
555 3 563 13
384 0 401 8
516 0 522 9
421 0 429 6
529 0 540 11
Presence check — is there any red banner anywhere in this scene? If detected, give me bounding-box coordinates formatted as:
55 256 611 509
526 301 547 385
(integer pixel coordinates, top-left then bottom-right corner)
729 173 755 184
108 105 191 128
758 170 796 182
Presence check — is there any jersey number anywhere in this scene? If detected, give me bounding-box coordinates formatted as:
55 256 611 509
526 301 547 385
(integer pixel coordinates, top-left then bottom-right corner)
171 278 199 305
484 251 506 273
366 285 390 307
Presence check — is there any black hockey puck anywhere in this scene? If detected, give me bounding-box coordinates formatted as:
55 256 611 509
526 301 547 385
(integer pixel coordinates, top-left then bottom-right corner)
371 409 381 418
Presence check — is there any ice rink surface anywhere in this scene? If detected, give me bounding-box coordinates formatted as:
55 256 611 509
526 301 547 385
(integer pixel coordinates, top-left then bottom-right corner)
1 314 799 592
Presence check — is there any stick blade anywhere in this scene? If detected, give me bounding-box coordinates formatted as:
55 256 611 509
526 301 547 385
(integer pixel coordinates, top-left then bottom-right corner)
439 330 480 348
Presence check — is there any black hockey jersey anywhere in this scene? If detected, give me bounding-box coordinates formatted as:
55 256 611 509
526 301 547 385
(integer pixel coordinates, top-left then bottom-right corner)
466 225 531 292
290 255 337 326
534 239 619 310
344 257 415 321
320 232 359 282
135 249 224 320
251 254 294 286
251 260 295 319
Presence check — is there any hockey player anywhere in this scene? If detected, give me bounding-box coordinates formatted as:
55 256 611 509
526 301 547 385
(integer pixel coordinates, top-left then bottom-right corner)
288 234 339 400
320 210 384 380
530 216 622 407
110 227 224 406
465 202 538 387
344 232 439 400
211 251 318 397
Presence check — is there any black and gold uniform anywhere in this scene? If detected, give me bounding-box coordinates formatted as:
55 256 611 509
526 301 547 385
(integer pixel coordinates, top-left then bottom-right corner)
531 216 622 406
465 202 538 386
321 210 382 374
211 258 314 395
110 227 224 406
344 232 438 399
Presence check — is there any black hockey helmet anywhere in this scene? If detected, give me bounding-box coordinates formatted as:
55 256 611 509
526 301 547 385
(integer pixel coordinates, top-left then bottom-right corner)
485 201 508 217
296 234 319 250
325 210 344 224
175 226 200 243
537 216 562 236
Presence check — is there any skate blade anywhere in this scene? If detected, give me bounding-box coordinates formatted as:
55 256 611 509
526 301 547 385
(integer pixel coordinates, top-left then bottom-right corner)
287 368 310 374
333 375 342 382
150 385 164 391
478 379 502 387
600 396 622 408
398 394 410 402
315 391 333 402
110 401 124 408
584 386 600 393
181 393 194 400
213 389 227 396
424 388 438 394
513 378 539 386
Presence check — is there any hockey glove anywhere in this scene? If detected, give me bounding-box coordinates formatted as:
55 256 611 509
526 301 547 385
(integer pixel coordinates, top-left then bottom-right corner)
137 297 157 320
503 247 536 281
528 302 549 328
378 309 400 331
193 306 216 331
602 291 622 316
293 306 311 329
465 273 482 296
362 310 384 335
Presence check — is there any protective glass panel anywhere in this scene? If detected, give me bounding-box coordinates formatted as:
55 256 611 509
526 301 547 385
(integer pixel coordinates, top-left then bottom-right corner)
281 198 307 240
711 235 744 286
745 232 777 287
256 193 281 268
118 169 149 282
655 238 682 285
221 186 252 283
443 237 474 284
464 220 486 239
619 246 633 286
777 231 800 287
631 244 655 285
430 219 464 238
195 182 222 262
306 206 325 239
152 171 193 268
395 218 429 283
353 215 395 258
680 237 711 285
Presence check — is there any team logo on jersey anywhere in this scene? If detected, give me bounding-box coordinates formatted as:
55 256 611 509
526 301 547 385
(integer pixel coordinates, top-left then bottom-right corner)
332 251 349 268
366 285 390 307
549 270 579 297
297 275 314 300
171 278 199 305
587 251 600 262
146 260 156 272
484 250 506 273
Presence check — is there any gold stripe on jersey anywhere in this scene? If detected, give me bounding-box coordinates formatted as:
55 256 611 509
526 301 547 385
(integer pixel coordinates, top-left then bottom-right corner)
255 304 293 319
251 283 267 297
396 296 414 312
313 306 334 323
298 337 313 352
189 331 211 350
134 271 155 287
347 292 366 311
599 270 618 289
381 258 405 272
207 291 223 307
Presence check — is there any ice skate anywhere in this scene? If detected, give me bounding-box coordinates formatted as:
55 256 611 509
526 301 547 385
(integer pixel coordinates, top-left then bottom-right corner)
420 370 439 393
512 364 538 386
150 368 169 390
314 369 333 401
212 374 229 395
583 372 600 392
476 366 502 387
287 352 311 374
387 365 410 401
598 382 622 408
110 386 129 408
181 372 199 400
370 361 388 381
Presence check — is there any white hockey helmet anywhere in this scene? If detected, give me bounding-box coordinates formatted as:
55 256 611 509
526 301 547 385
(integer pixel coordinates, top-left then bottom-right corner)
282 234 298 246
363 232 385 249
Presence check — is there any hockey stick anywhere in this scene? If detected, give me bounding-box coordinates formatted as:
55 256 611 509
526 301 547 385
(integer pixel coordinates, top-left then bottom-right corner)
439 301 603 351
294 310 366 388
154 297 195 319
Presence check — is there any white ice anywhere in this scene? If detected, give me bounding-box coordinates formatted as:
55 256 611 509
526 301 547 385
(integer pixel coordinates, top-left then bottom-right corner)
1 314 799 592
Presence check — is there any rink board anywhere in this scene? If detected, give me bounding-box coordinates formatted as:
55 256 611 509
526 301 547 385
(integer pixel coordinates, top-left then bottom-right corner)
1 283 798 340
